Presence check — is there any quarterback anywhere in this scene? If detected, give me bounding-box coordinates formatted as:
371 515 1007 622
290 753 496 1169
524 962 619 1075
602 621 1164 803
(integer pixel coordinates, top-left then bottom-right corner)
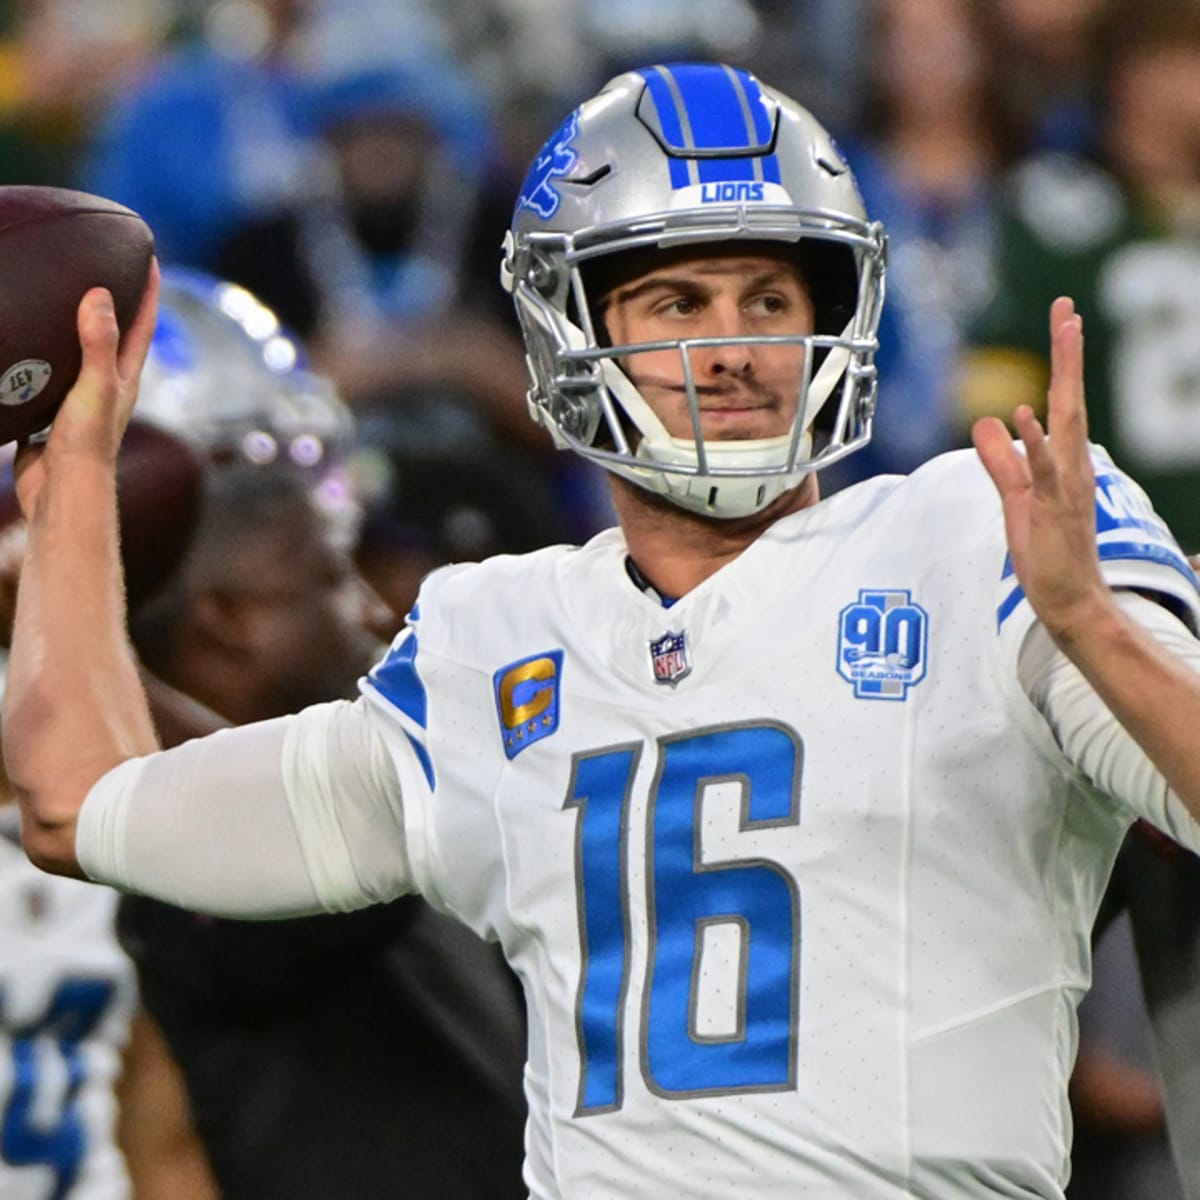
8 63 1200 1198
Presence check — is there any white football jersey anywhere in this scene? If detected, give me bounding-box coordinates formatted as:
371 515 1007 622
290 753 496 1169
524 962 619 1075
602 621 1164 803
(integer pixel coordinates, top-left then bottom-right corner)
0 811 136 1200
362 448 1200 1199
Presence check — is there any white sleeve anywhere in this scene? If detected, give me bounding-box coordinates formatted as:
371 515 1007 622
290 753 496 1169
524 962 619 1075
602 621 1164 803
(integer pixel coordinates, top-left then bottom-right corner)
1019 591 1200 850
75 697 415 917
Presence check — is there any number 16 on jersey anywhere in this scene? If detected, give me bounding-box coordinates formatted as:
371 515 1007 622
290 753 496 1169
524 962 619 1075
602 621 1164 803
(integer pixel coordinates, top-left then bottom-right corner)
562 721 804 1114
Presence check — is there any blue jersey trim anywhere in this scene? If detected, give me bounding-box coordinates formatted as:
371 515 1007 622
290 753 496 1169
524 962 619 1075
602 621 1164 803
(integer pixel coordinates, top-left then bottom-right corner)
1097 540 1199 589
367 633 427 728
404 731 436 791
996 583 1025 629
997 541 1199 629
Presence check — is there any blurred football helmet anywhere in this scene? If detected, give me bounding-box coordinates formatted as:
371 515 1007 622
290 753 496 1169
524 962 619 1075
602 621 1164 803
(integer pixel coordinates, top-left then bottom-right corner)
503 62 887 519
137 267 358 535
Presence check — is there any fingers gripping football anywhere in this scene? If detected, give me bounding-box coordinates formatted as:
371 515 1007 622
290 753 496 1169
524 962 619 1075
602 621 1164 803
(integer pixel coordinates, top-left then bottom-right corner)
14 262 160 520
59 266 160 454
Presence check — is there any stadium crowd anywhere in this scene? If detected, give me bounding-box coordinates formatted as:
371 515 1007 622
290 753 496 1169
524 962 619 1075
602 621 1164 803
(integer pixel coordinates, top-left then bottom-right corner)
0 0 1198 1196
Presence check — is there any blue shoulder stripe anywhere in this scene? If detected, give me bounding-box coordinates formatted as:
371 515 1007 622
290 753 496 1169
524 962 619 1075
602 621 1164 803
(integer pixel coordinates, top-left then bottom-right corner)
367 631 436 790
367 631 427 729
1098 539 1198 586
404 732 435 792
997 542 1199 629
998 463 1198 627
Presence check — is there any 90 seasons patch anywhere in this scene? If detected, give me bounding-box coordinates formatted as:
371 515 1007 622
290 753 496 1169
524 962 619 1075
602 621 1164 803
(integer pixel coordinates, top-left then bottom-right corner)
837 589 928 700
494 650 564 759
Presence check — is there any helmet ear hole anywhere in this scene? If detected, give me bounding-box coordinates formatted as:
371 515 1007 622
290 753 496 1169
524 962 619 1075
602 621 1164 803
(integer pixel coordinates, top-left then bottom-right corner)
792 239 859 437
794 240 858 337
528 252 559 297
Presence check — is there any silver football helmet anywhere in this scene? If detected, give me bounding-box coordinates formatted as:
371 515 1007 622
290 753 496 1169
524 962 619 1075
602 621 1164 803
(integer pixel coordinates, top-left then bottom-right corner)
502 62 886 519
136 268 359 537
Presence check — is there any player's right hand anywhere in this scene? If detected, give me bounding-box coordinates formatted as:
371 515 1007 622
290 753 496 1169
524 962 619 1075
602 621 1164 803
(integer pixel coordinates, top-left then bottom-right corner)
972 296 1108 646
13 260 160 522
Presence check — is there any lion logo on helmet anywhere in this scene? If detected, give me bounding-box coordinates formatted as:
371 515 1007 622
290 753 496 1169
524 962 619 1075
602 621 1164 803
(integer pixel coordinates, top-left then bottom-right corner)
515 111 580 221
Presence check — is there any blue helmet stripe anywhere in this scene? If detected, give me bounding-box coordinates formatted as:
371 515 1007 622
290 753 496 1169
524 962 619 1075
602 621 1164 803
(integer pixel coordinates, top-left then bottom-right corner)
641 68 692 189
723 66 782 184
728 65 783 185
641 64 782 189
737 68 776 145
673 64 759 152
698 158 757 184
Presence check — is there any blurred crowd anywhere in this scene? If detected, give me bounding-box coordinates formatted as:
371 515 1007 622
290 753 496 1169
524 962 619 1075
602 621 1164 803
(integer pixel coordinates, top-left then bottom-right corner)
0 0 1199 1196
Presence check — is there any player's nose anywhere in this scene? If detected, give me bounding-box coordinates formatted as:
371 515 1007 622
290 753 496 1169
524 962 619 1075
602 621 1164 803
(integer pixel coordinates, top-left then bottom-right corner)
355 577 398 645
694 299 755 377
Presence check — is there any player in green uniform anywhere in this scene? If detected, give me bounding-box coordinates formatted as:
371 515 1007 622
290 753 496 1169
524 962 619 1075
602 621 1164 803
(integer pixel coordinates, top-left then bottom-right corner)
960 10 1200 552
963 15 1200 1194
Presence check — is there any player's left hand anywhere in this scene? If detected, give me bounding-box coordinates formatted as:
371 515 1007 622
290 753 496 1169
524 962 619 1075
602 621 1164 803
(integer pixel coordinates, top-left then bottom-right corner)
972 296 1109 644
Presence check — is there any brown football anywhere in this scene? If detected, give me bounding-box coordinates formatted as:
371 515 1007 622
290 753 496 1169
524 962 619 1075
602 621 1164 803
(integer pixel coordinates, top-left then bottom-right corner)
0 186 154 444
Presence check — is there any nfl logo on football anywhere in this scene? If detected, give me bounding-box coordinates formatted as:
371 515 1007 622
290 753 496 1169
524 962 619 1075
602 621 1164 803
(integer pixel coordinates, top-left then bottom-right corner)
650 631 691 686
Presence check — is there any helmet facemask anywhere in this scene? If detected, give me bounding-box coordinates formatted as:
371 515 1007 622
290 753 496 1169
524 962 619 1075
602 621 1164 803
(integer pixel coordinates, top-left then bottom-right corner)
503 63 888 520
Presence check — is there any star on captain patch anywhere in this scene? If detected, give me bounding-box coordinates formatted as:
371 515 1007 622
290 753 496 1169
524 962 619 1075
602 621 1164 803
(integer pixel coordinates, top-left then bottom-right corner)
649 630 691 686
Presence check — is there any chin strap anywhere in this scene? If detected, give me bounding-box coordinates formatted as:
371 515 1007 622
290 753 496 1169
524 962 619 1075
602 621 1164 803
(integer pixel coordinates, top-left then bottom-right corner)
590 322 851 518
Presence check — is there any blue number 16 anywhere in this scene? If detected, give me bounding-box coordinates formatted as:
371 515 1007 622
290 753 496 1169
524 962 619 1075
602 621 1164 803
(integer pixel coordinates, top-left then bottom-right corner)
563 721 803 1114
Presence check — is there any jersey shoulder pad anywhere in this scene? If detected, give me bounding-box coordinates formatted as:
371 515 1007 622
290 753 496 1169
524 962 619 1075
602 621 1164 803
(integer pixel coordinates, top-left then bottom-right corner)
995 444 1200 634
898 447 1005 523
413 542 588 644
1089 446 1199 621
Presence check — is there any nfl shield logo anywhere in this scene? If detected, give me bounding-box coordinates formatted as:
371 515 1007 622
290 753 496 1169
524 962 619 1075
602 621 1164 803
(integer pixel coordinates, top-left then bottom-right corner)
650 630 691 686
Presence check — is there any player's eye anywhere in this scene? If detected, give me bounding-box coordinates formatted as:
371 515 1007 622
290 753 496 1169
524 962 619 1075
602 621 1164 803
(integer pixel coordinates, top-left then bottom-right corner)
655 294 699 318
749 293 789 315
319 557 356 592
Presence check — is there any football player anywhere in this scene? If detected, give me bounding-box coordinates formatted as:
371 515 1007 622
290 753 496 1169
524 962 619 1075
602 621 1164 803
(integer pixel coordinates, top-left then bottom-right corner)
0 433 211 1199
959 6 1200 554
0 787 142 1200
8 62 1200 1198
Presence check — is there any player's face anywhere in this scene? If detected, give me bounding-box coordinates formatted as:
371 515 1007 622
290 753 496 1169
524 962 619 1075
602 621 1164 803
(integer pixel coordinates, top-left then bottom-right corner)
223 496 392 717
600 247 815 442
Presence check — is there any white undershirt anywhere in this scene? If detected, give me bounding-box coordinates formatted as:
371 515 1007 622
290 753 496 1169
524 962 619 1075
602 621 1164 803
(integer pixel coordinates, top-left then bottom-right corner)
76 592 1200 917
76 698 411 916
1017 590 1200 848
